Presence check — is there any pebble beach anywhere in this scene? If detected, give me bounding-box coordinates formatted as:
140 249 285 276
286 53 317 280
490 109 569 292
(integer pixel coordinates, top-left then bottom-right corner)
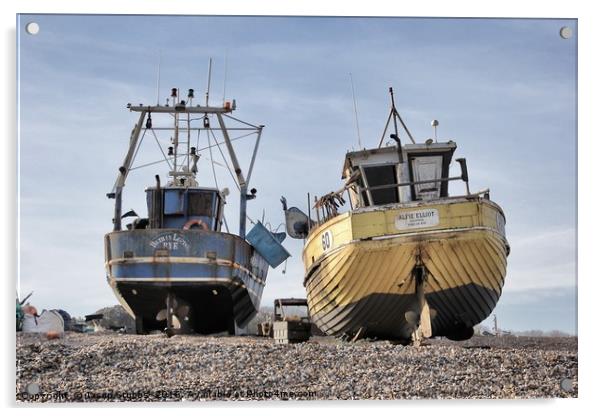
16 332 577 402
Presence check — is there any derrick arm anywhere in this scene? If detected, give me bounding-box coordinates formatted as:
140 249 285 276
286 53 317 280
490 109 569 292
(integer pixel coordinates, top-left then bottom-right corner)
111 110 147 231
216 113 251 238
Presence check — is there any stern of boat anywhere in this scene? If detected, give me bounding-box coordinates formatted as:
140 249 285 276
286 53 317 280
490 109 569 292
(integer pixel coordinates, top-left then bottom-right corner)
104 229 268 334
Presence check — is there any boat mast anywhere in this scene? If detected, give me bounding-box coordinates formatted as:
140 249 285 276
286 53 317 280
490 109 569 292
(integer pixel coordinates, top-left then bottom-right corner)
172 88 179 181
215 113 248 237
109 56 264 238
378 87 416 147
112 98 262 238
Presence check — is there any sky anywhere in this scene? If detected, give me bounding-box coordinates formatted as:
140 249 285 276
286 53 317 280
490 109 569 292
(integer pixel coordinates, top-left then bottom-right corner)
17 15 577 333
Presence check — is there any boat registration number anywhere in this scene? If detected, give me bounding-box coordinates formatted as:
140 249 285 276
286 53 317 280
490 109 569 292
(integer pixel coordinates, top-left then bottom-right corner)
395 208 439 230
321 230 333 251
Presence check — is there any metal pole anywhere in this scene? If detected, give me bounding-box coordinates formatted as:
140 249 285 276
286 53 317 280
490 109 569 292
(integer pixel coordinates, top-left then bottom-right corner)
389 87 400 142
388 87 416 145
222 53 228 104
113 111 146 231
239 185 248 238
156 50 161 105
314 196 321 224
216 113 248 237
307 192 312 233
377 110 393 148
359 175 463 192
395 111 416 144
128 105 230 113
205 58 213 107
215 113 246 186
245 125 264 185
113 188 123 231
173 108 179 180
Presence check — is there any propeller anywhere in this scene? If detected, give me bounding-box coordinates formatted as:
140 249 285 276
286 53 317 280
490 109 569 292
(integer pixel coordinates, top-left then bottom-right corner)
156 296 190 335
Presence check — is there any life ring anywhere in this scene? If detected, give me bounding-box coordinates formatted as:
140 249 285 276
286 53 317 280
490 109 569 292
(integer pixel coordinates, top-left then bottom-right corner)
183 219 209 231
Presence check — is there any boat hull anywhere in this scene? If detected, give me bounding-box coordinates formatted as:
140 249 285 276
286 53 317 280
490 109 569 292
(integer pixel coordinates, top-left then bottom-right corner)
303 198 509 340
104 229 269 334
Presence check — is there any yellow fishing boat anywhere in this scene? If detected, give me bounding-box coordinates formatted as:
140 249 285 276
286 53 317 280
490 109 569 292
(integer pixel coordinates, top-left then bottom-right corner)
282 88 510 342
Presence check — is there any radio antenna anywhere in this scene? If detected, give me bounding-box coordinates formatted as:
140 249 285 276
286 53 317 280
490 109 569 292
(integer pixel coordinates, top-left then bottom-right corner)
205 57 213 107
222 53 228 104
155 50 162 105
349 73 362 149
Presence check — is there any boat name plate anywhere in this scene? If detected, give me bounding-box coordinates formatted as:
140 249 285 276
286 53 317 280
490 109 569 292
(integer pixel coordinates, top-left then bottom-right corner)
149 232 191 252
395 208 439 230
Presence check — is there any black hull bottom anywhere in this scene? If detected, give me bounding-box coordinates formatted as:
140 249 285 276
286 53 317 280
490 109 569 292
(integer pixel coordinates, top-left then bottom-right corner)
311 283 499 341
115 281 257 335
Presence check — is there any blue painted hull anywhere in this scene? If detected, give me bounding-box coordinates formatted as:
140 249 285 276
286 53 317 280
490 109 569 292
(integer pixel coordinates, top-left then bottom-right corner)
104 229 269 334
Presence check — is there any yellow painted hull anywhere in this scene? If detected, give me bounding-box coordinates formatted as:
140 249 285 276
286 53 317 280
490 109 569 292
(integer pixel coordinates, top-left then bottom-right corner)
303 198 509 340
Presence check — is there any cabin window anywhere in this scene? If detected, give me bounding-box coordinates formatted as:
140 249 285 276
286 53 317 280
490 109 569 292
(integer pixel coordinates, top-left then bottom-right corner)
164 190 185 215
188 192 215 217
411 156 443 200
363 164 399 205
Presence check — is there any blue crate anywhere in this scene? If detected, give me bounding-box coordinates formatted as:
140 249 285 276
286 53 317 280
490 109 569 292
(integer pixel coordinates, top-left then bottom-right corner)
246 222 290 268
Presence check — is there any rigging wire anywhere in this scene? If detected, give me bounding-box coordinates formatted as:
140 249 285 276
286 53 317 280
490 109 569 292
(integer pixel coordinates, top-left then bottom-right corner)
199 131 256 150
349 73 362 149
110 129 148 193
132 129 147 164
208 126 256 227
209 127 240 191
128 131 255 171
150 128 173 170
206 128 230 233
207 129 220 190
223 113 260 129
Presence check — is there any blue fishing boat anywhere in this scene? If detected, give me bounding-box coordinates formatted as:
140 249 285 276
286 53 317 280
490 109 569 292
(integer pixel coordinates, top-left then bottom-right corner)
104 82 289 335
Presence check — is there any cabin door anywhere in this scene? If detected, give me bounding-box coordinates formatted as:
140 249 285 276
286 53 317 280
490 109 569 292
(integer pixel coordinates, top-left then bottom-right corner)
411 156 442 200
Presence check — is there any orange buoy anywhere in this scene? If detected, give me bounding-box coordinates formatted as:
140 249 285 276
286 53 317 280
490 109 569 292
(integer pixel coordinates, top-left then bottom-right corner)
183 219 209 231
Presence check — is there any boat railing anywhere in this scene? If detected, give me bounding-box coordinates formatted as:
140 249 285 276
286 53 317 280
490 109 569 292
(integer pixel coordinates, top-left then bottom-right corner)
358 172 467 194
310 158 473 229
354 156 471 201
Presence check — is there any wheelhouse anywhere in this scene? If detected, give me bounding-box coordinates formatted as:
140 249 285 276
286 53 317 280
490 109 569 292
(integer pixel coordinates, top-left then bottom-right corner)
145 186 225 231
342 141 458 209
